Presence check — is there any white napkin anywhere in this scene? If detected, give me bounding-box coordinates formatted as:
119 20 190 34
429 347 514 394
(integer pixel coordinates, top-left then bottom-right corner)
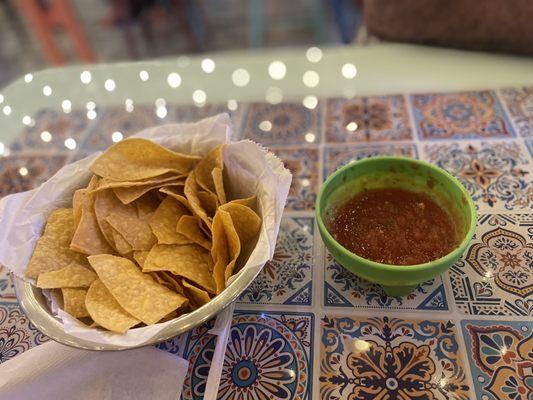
0 342 188 400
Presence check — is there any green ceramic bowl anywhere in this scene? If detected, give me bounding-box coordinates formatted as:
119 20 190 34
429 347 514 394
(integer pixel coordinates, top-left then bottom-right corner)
316 156 477 296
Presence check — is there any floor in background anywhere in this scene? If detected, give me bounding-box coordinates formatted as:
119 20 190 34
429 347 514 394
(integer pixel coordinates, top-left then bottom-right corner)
0 0 361 87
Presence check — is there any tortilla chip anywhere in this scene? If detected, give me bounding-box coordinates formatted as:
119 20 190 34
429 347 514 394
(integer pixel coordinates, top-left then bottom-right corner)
62 287 89 318
36 262 97 289
230 195 257 209
159 186 192 211
195 145 224 194
105 198 156 251
90 138 200 181
25 209 88 279
88 254 188 325
184 171 211 229
85 279 140 333
71 188 114 255
212 167 226 204
158 272 185 295
111 228 133 255
94 190 120 251
159 310 179 323
220 202 261 243
211 209 237 294
135 193 160 221
73 176 100 229
182 280 211 309
143 244 215 293
176 215 211 250
92 172 181 192
149 272 174 290
133 250 149 268
113 178 185 205
197 191 218 217
149 197 192 245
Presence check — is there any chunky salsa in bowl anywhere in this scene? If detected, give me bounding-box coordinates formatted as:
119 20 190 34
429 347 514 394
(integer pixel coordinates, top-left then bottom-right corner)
315 156 476 296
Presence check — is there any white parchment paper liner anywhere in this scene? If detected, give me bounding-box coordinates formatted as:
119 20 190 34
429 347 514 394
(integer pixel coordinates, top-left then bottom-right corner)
0 113 292 350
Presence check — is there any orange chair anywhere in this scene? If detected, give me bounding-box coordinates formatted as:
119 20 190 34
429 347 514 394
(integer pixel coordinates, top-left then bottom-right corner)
17 0 96 65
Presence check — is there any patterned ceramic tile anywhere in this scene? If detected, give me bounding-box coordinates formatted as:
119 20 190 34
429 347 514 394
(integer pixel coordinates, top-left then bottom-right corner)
238 217 314 306
0 153 68 198
241 102 320 146
80 105 159 150
462 320 532 400
168 103 245 134
0 267 16 302
423 141 532 211
271 147 319 211
411 91 515 140
0 302 49 363
182 311 314 400
449 214 533 316
499 87 533 137
323 143 418 177
10 109 92 151
324 252 448 311
155 333 188 357
325 95 413 142
320 316 470 399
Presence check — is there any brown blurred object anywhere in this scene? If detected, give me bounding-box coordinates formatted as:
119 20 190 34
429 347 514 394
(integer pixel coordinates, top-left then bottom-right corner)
363 0 533 55
17 0 96 65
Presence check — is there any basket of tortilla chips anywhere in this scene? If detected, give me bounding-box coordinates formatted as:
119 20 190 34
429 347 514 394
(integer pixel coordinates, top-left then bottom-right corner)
0 114 291 349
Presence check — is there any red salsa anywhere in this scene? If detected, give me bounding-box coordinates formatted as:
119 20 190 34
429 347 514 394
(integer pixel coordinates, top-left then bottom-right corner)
327 188 456 265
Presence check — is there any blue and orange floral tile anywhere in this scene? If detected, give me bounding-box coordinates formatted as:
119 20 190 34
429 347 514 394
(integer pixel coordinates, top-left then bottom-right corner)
411 91 516 140
0 153 68 198
10 109 93 152
0 302 49 363
499 87 533 137
182 311 314 400
271 147 320 211
168 103 245 135
241 102 321 146
320 316 471 399
323 143 418 177
155 333 188 357
325 95 413 142
423 141 532 211
461 320 532 400
449 214 533 316
0 267 15 303
323 252 448 311
80 105 159 150
238 217 314 306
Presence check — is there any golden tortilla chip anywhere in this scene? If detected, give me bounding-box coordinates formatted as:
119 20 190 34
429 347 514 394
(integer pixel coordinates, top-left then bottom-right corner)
71 188 114 255
212 167 226 204
36 262 97 289
182 280 211 309
92 172 181 191
176 215 211 250
113 178 185 205
135 193 160 221
111 228 133 255
62 287 89 318
73 176 100 229
220 202 262 243
184 171 211 229
159 310 179 323
105 198 156 251
158 272 185 295
230 195 257 209
143 244 215 293
85 279 140 333
160 186 192 212
94 190 120 251
25 209 88 279
197 191 218 217
90 138 200 181
195 145 224 194
88 254 188 325
149 197 192 245
133 250 149 268
211 209 237 294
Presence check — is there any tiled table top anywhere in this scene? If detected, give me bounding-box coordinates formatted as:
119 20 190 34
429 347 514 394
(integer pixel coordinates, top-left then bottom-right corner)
1 87 532 400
